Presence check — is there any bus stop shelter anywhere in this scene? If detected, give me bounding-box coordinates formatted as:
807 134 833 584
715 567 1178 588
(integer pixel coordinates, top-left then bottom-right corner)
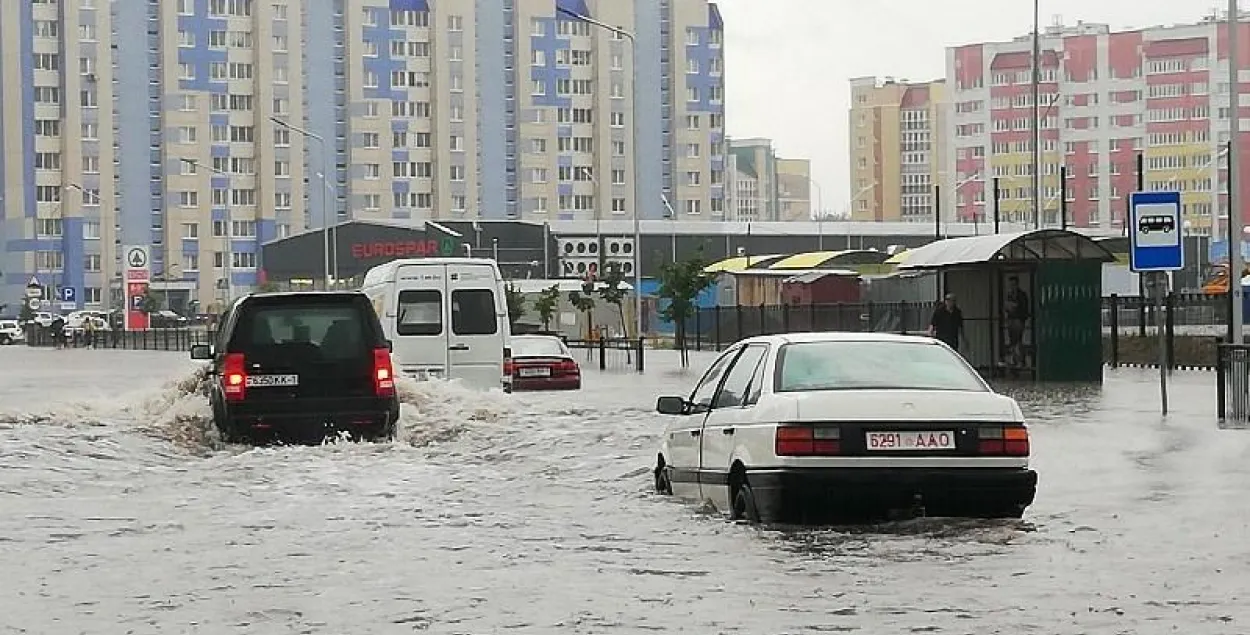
898 229 1114 381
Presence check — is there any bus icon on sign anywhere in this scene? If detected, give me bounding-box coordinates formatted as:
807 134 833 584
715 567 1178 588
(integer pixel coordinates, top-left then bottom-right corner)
1138 215 1175 234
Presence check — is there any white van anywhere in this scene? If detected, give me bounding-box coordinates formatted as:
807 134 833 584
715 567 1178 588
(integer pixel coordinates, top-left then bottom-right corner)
361 258 512 391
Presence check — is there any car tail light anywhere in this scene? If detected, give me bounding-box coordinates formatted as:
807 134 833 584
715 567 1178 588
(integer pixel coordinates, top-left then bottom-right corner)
223 353 247 402
978 425 1030 456
775 425 840 456
373 347 395 397
503 346 515 376
556 359 579 375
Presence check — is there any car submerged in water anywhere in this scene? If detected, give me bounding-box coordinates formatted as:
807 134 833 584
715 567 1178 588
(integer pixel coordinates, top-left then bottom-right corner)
190 291 401 445
652 332 1037 524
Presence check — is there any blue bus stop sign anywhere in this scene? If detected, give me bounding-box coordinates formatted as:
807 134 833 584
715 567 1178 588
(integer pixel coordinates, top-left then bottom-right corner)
1128 190 1183 272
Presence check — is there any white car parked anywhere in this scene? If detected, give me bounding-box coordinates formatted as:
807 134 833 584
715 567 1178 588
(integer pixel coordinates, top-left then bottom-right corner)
653 332 1037 524
0 320 24 345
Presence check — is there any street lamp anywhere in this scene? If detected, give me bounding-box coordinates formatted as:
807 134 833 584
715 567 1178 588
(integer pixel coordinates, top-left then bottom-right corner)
270 116 334 289
804 177 825 249
179 158 232 303
557 6 643 339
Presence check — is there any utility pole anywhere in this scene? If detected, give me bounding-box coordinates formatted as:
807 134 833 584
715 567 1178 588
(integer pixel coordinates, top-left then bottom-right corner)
1229 0 1244 344
1031 0 1043 229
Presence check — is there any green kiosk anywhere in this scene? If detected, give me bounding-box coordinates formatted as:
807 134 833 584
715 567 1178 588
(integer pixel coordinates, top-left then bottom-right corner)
897 229 1114 382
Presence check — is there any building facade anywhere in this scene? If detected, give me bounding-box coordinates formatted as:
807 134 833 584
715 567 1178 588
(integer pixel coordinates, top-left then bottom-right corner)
944 12 1249 234
0 0 725 316
847 76 947 224
724 137 812 222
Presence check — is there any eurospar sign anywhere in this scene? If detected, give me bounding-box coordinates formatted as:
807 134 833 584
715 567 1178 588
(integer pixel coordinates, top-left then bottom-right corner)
349 237 459 260
123 245 150 331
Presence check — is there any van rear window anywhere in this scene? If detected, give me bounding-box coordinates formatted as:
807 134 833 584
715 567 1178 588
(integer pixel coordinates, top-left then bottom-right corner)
451 289 497 335
397 290 442 336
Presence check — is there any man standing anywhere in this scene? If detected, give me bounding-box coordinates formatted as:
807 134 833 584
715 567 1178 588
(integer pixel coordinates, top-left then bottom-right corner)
1004 276 1030 366
928 293 964 351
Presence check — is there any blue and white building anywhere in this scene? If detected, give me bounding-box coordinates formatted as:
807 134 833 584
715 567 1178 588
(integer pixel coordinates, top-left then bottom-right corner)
0 0 725 313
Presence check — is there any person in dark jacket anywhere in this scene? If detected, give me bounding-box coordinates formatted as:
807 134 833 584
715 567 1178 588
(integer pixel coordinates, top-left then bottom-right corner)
927 293 964 351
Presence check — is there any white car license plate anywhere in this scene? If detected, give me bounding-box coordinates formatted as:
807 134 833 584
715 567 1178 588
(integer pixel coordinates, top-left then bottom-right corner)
518 367 551 377
245 374 299 387
866 431 955 450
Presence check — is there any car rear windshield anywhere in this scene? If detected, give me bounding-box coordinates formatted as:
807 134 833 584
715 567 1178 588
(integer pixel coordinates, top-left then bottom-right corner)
233 301 375 360
775 340 987 393
513 337 567 358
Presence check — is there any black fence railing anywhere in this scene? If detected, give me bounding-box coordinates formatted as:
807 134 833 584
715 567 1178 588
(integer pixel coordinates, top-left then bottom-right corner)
1217 344 1250 422
24 326 211 351
21 325 648 373
684 301 931 352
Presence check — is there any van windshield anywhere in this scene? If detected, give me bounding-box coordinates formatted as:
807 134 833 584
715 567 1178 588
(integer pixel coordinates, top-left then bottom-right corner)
397 290 442 336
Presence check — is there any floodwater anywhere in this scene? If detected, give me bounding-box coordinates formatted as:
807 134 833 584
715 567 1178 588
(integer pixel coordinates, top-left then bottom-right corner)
0 346 1247 634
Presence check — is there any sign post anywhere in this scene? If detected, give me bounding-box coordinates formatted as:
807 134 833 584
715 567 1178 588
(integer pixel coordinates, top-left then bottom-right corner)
1128 190 1184 415
123 245 151 331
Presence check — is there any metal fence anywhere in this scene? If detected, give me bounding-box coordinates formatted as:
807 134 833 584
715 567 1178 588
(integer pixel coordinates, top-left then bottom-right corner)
1216 345 1250 422
684 301 932 351
24 327 210 351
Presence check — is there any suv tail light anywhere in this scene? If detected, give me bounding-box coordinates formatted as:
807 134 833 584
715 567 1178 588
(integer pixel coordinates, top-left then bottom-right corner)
775 425 841 456
223 353 247 402
978 425 1030 456
373 347 396 397
503 346 515 376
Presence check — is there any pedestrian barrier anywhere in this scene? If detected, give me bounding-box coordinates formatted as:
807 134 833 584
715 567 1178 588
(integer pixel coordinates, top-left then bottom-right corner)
1216 344 1250 422
24 327 211 351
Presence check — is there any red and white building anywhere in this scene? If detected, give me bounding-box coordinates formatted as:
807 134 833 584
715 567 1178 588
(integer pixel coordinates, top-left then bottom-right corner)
944 12 1250 234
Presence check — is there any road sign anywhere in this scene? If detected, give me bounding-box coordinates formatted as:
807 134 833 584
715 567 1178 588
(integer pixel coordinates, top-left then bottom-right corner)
1128 190 1184 272
26 298 39 310
26 276 39 288
59 301 74 312
59 287 75 302
126 247 148 268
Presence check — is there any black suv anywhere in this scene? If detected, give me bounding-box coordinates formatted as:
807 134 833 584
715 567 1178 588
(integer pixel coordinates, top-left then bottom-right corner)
190 291 401 444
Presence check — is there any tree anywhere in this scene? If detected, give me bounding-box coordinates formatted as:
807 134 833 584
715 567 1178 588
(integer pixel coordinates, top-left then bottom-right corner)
534 284 560 331
18 301 34 324
658 248 717 367
596 262 629 338
140 290 160 314
567 278 597 341
504 282 526 328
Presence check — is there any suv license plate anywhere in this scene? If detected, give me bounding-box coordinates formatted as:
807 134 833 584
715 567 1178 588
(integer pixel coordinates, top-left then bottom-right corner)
246 374 299 387
866 431 955 450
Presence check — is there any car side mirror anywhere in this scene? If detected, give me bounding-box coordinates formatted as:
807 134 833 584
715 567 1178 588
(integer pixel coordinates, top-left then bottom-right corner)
655 396 688 415
189 344 212 360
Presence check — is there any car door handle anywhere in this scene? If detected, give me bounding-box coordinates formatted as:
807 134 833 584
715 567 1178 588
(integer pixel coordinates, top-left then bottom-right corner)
690 430 701 437
722 428 734 435
449 344 469 351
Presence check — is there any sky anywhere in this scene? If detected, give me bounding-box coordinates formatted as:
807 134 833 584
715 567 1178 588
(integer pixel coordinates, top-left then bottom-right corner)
713 0 1223 212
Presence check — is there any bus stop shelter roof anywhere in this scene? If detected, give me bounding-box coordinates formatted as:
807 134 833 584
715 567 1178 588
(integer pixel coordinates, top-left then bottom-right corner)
897 229 1115 270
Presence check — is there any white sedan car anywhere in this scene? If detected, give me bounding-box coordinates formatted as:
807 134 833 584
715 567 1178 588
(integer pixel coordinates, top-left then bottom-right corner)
652 332 1037 524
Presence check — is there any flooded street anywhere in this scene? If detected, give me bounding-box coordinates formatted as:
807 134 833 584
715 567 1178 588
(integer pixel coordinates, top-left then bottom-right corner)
1 347 1248 633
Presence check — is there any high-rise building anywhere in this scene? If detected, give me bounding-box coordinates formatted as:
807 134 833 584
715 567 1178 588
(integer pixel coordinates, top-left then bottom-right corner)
0 0 725 315
725 137 812 222
944 12 1244 233
847 76 947 223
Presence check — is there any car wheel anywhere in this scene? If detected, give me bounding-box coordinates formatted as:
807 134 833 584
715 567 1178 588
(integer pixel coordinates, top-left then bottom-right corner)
654 460 672 495
731 481 761 523
0 335 9 345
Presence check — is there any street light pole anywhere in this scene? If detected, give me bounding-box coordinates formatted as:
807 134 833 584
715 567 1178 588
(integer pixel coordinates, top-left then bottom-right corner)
558 7 643 339
180 158 232 304
1229 0 1244 345
806 177 824 250
270 116 334 289
1031 0 1043 229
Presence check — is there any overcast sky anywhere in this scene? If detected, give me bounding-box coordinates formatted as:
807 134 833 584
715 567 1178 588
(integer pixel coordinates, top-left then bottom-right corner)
714 0 1222 211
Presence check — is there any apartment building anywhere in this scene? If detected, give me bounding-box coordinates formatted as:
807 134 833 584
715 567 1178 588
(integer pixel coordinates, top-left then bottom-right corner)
945 12 1245 233
848 76 947 223
723 137 812 222
0 0 725 315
